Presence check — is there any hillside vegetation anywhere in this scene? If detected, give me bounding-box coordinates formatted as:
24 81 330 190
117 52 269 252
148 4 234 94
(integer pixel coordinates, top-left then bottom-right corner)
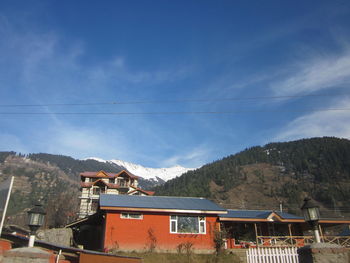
154 137 350 217
2 137 350 228
0 153 124 227
0 152 161 228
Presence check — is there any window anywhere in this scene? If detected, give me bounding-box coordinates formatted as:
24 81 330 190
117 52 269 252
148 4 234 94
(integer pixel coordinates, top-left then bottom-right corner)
170 215 206 234
91 200 98 212
109 178 115 184
120 213 143 219
92 187 100 195
92 187 105 195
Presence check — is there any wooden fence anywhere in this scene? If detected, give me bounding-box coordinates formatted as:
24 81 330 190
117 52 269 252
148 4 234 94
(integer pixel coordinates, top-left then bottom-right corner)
246 247 299 263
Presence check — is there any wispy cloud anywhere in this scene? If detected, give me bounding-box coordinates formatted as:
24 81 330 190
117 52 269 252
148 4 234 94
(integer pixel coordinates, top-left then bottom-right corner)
274 98 350 141
38 123 128 160
270 49 350 96
160 146 211 168
269 44 350 142
0 16 197 167
0 14 191 103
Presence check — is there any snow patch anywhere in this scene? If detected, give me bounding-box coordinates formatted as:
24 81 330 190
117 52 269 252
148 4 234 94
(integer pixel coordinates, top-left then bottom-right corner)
84 157 197 182
110 159 196 181
86 157 107 163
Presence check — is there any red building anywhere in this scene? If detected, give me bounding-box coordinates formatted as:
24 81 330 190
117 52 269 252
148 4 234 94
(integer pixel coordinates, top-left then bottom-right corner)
67 196 350 252
99 194 227 253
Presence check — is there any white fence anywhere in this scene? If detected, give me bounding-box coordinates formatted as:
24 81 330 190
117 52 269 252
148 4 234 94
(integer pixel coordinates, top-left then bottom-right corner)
246 247 299 263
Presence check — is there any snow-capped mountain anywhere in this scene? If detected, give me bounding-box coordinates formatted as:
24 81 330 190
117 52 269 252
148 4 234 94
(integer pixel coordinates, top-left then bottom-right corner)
86 157 196 182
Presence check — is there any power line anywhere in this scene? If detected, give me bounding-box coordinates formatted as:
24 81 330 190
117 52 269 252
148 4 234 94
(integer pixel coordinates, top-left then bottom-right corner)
0 107 350 116
0 92 349 107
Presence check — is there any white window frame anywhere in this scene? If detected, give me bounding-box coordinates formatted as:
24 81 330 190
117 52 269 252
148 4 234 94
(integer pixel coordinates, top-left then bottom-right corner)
170 215 206 234
120 212 143 220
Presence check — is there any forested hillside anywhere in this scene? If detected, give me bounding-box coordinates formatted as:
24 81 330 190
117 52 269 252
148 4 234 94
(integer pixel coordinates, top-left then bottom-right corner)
154 137 350 217
27 153 124 176
2 136 350 228
0 152 161 228
0 153 124 228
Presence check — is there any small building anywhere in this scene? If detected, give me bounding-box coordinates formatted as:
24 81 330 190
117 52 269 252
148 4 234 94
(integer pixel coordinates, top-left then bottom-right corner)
78 170 154 218
100 194 227 253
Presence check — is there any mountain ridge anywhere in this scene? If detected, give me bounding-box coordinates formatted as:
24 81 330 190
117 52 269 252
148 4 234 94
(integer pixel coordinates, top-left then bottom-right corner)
86 157 197 182
1 136 350 228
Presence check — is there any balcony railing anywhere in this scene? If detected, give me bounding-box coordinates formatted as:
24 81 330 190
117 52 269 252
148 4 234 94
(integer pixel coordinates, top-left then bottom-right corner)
256 235 350 248
225 236 350 249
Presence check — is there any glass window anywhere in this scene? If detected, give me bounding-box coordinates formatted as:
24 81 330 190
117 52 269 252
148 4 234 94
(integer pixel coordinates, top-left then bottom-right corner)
129 213 141 219
178 216 199 233
120 213 142 219
170 215 206 234
200 221 205 233
109 178 115 184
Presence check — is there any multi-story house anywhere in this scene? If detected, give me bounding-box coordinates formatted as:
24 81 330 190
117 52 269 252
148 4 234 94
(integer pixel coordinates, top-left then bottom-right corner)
78 170 154 218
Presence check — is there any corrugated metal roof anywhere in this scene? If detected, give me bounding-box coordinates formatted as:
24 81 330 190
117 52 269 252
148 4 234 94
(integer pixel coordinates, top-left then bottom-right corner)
220 209 303 220
100 194 226 212
277 211 303 219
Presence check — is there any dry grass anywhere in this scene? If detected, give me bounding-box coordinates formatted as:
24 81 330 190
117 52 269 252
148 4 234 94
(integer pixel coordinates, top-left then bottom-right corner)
115 252 242 263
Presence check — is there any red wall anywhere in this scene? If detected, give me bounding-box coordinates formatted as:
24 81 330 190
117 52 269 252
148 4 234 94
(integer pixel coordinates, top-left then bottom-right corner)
103 211 218 252
0 239 12 256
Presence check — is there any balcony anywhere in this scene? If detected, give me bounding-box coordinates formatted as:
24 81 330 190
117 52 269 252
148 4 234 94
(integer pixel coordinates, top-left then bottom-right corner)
117 179 129 188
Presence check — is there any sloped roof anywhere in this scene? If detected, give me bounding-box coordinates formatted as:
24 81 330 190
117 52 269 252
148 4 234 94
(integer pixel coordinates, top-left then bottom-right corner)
128 189 155 196
219 209 303 222
128 185 155 196
80 170 138 179
99 194 226 214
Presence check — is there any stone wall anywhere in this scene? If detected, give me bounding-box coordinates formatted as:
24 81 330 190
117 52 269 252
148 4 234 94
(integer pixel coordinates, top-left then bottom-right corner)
298 243 349 263
37 228 73 247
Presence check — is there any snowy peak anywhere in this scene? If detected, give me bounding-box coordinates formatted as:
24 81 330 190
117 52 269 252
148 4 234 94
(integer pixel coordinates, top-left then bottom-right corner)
87 157 107 163
110 159 196 181
85 157 196 182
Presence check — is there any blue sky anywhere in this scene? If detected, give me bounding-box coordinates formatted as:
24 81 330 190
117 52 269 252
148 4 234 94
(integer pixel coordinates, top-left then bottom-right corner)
1 0 350 168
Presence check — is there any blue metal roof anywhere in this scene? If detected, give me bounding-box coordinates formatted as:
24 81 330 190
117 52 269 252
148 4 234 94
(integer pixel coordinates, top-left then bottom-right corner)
100 194 227 213
277 211 303 220
220 209 303 220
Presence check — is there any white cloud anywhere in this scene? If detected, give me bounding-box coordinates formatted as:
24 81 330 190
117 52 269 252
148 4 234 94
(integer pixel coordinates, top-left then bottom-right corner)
271 50 350 96
160 146 210 168
39 123 127 160
274 98 350 141
0 17 197 167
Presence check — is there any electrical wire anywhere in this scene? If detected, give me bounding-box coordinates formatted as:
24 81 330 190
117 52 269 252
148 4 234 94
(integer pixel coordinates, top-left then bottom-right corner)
0 92 349 107
0 107 349 116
